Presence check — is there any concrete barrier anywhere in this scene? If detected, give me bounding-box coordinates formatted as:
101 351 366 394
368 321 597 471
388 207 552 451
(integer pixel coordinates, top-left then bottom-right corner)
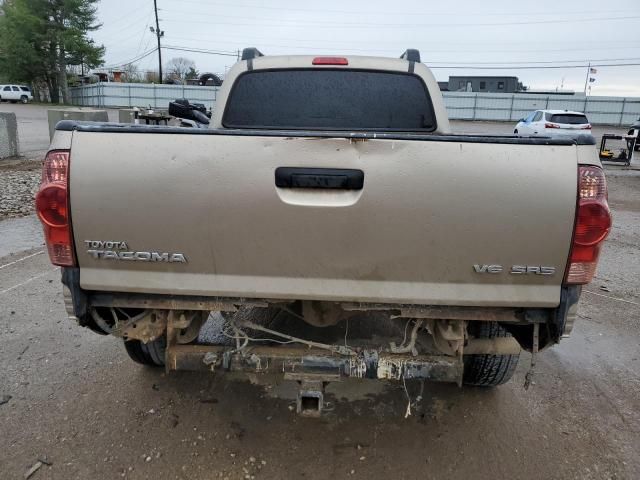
119 109 137 124
0 112 19 159
47 108 109 140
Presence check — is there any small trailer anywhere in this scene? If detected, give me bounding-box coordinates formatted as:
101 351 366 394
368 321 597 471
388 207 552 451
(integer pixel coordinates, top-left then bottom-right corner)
599 117 640 166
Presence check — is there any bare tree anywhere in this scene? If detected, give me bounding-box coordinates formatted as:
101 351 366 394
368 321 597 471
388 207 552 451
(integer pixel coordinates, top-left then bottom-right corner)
144 70 160 83
165 57 195 81
122 63 141 82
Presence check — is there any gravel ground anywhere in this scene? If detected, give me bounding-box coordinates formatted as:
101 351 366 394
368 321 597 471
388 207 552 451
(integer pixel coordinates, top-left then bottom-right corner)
0 162 41 220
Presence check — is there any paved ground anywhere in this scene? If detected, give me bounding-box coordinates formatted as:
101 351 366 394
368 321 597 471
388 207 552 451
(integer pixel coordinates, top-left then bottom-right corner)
0 104 639 479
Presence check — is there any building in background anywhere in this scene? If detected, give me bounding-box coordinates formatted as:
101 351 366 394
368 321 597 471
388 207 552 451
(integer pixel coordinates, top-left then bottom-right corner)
448 76 522 93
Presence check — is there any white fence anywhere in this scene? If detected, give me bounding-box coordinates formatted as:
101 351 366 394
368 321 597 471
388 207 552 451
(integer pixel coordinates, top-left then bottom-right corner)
70 83 640 126
442 92 640 126
70 82 219 110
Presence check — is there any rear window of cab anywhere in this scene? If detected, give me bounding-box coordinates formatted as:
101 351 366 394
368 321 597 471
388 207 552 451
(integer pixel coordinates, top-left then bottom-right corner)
223 69 436 132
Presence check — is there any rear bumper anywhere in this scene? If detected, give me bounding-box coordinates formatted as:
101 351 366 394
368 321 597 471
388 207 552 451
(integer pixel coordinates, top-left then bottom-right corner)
543 129 592 137
62 267 582 350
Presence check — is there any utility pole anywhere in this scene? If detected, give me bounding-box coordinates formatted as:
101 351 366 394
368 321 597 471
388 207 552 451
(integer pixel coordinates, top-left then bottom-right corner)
152 0 164 83
583 62 591 95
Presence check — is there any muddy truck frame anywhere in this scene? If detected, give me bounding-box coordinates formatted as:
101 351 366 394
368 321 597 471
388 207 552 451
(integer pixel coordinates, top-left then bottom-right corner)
37 48 611 415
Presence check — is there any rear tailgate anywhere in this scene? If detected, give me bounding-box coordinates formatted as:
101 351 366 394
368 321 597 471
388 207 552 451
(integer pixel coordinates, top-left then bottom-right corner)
69 130 577 307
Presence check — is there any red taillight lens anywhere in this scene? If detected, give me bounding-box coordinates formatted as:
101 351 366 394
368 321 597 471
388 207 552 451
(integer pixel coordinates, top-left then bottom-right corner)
312 57 348 65
581 124 592 130
574 201 611 246
565 166 611 284
35 150 75 266
545 123 560 129
35 184 68 227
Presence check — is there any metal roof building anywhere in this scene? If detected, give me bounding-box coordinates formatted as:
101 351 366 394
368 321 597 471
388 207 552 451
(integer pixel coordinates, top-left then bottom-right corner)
448 76 520 93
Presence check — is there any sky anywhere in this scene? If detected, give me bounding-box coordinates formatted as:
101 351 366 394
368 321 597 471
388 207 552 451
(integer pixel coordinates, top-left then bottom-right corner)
90 0 640 97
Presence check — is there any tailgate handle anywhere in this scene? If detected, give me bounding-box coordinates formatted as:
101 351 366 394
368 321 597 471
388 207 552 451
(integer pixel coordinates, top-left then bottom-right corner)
275 167 364 190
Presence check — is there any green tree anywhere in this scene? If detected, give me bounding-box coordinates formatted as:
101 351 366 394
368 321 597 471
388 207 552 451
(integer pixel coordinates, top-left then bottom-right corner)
0 0 104 103
185 66 199 81
0 0 49 89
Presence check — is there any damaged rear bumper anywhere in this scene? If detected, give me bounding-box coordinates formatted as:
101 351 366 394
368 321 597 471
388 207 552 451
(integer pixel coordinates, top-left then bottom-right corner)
166 344 463 383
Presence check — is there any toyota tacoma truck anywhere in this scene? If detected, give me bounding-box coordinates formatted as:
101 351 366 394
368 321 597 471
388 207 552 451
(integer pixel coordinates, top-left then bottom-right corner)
36 48 611 415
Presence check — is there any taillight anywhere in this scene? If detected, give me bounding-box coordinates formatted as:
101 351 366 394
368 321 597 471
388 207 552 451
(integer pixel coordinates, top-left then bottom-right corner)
312 57 348 65
545 123 560 129
565 166 611 284
35 150 75 266
581 124 592 130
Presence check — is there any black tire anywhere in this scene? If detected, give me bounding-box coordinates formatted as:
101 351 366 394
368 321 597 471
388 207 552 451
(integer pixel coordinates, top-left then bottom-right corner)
20 95 28 104
124 336 166 367
463 322 520 387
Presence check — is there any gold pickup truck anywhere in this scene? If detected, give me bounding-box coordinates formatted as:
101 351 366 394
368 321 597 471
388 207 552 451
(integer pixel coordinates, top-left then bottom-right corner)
36 48 611 414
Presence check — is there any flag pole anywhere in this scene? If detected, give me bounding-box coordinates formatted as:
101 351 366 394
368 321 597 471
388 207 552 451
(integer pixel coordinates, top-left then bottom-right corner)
583 62 591 95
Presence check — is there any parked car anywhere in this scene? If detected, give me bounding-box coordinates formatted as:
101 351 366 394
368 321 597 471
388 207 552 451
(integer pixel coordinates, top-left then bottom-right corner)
37 48 610 415
0 84 34 103
514 110 591 137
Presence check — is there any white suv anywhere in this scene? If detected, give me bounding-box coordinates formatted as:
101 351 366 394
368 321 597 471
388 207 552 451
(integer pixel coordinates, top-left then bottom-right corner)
514 110 591 137
0 85 34 104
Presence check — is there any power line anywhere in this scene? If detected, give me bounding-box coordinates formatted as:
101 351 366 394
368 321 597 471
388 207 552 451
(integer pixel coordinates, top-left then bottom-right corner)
427 57 640 65
102 48 158 69
95 25 153 47
163 34 640 56
162 45 239 57
134 10 156 58
171 0 624 18
92 6 156 36
154 38 640 65
156 29 640 48
429 63 640 70
160 13 640 29
156 44 640 70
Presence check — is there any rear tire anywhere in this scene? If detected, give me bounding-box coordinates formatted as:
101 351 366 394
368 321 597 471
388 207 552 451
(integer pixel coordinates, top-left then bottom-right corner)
463 322 520 387
20 95 28 104
124 336 166 367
